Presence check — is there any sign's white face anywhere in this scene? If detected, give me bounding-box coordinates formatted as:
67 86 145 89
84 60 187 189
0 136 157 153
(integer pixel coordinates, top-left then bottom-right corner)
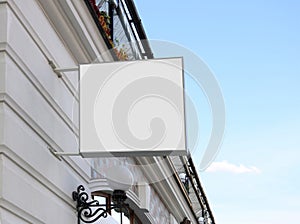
79 57 187 157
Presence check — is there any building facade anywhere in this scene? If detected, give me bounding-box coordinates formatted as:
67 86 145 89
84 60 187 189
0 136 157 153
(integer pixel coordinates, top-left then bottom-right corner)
0 0 214 223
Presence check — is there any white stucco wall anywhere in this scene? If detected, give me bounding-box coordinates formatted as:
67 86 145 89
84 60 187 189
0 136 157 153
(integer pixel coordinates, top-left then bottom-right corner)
0 0 93 222
0 0 199 223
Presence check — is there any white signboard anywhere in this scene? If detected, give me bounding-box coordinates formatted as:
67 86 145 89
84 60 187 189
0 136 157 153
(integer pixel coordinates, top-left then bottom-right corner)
80 57 187 157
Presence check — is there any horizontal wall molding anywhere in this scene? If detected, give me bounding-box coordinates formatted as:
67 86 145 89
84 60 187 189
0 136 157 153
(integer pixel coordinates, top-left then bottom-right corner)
0 95 91 183
0 198 44 224
3 0 81 95
0 42 79 137
0 152 80 223
0 148 75 211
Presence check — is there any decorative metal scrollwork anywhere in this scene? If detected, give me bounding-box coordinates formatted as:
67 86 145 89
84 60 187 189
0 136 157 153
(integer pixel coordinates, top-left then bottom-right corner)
72 185 127 224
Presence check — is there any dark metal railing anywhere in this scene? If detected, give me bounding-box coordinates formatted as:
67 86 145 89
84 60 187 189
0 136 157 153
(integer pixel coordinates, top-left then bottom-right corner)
84 0 153 61
185 157 216 224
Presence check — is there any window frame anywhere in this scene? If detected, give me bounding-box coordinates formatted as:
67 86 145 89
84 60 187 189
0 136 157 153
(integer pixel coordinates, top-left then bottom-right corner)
92 191 142 224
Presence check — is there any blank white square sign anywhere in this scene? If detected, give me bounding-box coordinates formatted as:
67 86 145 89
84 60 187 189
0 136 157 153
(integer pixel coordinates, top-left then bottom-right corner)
79 57 187 157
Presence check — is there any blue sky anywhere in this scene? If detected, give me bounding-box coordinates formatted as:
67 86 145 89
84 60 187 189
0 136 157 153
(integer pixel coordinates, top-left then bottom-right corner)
134 0 300 223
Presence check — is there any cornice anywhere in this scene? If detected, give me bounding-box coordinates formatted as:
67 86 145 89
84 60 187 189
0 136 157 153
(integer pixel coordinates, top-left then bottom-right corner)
36 0 114 63
135 156 198 223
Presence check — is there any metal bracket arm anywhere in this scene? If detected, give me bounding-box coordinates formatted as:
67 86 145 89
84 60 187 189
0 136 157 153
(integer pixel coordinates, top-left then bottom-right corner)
48 60 78 78
72 185 128 224
47 146 81 160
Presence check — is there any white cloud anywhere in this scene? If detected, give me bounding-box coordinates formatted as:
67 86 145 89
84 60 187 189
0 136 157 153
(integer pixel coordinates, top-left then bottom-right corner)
206 160 261 174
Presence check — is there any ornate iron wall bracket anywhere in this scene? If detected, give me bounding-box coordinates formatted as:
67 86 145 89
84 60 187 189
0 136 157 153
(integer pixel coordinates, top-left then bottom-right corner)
72 185 127 224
